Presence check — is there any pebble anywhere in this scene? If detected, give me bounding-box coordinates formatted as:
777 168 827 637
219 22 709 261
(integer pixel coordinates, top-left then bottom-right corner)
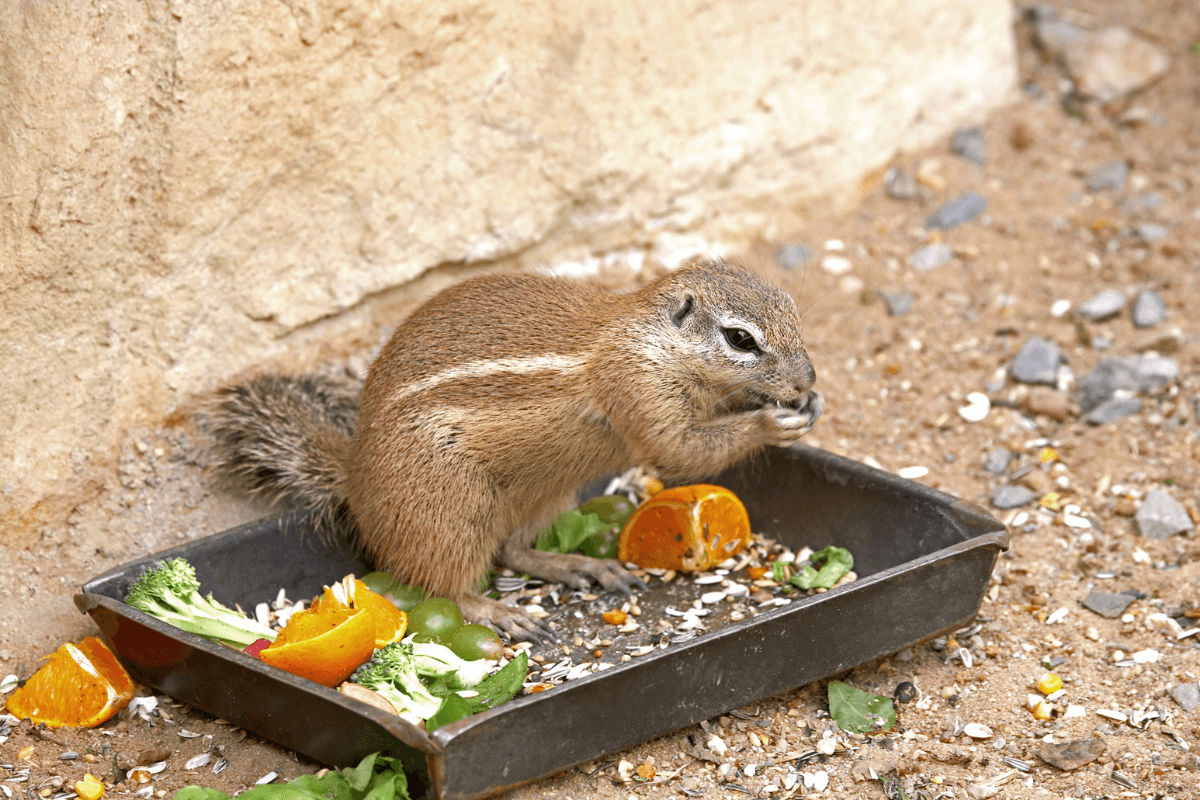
1074 289 1126 322
894 681 918 703
925 192 986 230
1021 387 1074 421
879 290 915 317
1037 737 1107 771
1121 192 1162 217
1169 683 1199 713
775 244 813 271
992 485 1037 510
1135 489 1194 539
951 127 986 166
1083 160 1130 193
907 243 954 272
1133 223 1168 241
983 448 1012 475
821 255 852 275
1134 326 1182 353
885 168 923 201
1131 289 1166 328
1037 17 1169 103
1084 397 1142 425
1081 591 1136 619
1011 336 1062 385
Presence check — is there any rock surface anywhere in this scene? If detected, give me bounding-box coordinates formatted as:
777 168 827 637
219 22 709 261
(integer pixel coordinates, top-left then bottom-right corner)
0 0 1020 533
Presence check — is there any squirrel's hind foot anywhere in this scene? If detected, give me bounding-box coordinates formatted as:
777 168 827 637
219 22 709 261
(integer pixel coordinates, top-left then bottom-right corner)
457 593 556 644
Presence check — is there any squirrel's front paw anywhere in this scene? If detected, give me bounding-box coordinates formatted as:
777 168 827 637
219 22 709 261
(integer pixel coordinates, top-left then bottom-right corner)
758 389 824 445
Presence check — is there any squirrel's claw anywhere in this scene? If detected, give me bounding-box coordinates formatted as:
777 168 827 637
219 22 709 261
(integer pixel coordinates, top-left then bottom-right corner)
457 592 557 643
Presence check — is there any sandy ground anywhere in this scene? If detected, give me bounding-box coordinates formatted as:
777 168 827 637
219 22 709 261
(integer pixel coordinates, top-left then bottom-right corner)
4 1 1199 798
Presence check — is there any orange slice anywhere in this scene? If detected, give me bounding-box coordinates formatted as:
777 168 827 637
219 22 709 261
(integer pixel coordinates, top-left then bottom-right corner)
259 606 375 687
6 637 134 728
617 484 751 571
311 575 408 649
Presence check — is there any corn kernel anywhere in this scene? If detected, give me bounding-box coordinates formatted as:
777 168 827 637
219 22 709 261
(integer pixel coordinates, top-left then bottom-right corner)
1037 672 1063 695
18 745 35 761
643 477 665 496
602 609 627 626
1038 446 1058 464
75 774 105 800
1031 700 1054 720
1039 492 1060 510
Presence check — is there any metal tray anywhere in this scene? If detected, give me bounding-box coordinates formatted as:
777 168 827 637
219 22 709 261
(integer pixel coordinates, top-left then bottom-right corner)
76 444 1007 800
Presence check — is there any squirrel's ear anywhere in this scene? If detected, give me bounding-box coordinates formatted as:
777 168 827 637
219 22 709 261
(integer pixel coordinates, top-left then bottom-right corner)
669 292 696 328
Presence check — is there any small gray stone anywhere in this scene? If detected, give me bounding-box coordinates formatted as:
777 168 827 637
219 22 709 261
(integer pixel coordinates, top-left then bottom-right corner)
1032 9 1085 56
1132 355 1179 391
885 168 922 201
1131 289 1166 328
1061 26 1169 104
1169 683 1199 713
1084 160 1130 193
1077 358 1138 412
1133 223 1168 241
1074 289 1126 322
983 448 1013 475
1081 591 1136 619
879 291 915 317
1135 489 1194 539
1011 336 1062 385
775 243 813 271
992 485 1037 510
1084 396 1142 425
925 192 986 230
951 127 987 166
1038 737 1107 771
907 243 954 272
1120 192 1162 217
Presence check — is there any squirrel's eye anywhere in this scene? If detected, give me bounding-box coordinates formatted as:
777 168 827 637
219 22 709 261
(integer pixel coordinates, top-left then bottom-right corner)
722 327 760 354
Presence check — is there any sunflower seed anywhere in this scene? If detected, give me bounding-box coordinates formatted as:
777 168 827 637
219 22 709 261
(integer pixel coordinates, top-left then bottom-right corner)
1110 771 1137 789
177 730 201 739
255 772 278 785
185 753 211 770
212 758 228 775
1003 757 1030 772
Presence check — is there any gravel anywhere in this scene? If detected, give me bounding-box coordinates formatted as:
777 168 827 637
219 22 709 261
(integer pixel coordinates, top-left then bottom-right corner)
1170 683 1200 713
1010 336 1063 385
1074 289 1126 322
991 485 1037 509
1080 590 1136 619
775 244 813 271
907 243 954 272
1134 489 1195 539
1131 289 1166 328
951 127 987 166
1083 160 1130 192
879 291 915 317
924 192 986 230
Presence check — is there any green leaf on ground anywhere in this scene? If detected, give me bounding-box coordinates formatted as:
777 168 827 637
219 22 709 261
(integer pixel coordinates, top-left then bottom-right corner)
827 680 896 733
174 751 411 800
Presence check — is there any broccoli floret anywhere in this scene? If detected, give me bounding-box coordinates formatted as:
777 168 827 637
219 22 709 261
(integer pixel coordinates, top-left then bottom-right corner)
351 642 445 722
125 558 277 648
409 639 489 689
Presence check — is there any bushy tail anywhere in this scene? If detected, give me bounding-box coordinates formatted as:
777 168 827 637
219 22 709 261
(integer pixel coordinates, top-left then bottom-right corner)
200 373 359 537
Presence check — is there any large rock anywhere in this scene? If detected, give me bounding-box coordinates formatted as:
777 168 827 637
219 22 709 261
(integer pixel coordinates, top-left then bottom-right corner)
0 0 1018 537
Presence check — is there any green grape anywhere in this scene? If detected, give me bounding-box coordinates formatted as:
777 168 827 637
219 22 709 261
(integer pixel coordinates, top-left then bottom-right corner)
407 597 464 638
445 624 503 661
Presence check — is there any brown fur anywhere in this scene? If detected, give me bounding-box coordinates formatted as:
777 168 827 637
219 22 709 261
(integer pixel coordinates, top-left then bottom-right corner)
205 258 819 638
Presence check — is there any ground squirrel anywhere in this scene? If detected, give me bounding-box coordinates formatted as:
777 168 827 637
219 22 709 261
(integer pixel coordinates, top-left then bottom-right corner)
204 258 822 639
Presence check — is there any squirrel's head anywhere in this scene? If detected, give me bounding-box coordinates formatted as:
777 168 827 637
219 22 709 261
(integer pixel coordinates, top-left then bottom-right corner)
645 258 816 414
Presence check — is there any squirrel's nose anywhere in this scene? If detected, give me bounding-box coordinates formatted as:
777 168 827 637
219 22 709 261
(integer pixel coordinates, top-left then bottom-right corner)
794 360 816 395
